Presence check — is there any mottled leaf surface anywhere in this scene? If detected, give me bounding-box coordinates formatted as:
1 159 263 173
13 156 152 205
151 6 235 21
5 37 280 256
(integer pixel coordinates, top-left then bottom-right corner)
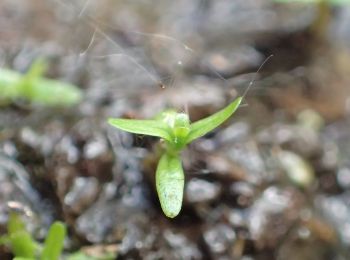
156 153 184 218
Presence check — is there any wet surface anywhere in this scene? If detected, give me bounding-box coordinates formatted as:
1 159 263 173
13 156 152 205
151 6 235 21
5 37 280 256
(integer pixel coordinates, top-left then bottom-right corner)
1 0 350 259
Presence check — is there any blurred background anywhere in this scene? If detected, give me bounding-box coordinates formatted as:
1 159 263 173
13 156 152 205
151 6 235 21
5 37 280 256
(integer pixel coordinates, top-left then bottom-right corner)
1 0 350 259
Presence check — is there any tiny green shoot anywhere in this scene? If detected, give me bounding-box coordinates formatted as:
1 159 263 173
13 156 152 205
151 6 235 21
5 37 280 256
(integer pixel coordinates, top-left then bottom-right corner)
4 212 38 259
108 97 242 218
1 213 115 260
0 213 66 260
0 59 82 106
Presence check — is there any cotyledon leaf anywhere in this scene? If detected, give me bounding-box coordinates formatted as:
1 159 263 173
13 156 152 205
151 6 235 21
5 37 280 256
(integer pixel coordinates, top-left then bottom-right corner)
41 222 66 260
156 153 184 218
108 118 173 142
185 97 242 144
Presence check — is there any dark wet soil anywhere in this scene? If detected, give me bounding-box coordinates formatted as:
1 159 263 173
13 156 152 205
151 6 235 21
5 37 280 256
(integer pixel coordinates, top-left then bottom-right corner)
1 0 350 259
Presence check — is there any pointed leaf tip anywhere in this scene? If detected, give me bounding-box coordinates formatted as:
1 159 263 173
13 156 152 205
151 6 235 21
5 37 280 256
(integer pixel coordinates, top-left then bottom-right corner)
185 97 242 143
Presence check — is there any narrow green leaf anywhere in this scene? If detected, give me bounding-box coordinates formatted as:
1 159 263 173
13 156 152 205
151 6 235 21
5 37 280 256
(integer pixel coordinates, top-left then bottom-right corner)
7 213 37 258
15 58 46 100
185 97 242 143
156 153 184 218
41 222 66 260
9 232 37 258
108 118 173 142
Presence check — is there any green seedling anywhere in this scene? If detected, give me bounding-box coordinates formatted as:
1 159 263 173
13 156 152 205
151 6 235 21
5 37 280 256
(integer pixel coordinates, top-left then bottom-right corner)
0 213 114 260
3 212 38 259
0 59 82 106
0 212 66 260
108 97 242 218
